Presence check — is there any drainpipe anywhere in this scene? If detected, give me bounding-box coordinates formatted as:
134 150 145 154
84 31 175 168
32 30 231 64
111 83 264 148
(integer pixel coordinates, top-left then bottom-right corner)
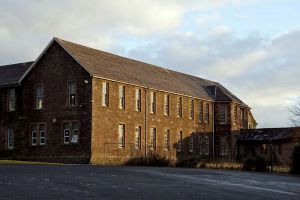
144 87 148 157
212 101 215 160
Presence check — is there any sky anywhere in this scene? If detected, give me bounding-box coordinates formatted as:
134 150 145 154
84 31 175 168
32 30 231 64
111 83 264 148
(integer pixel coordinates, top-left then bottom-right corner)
0 0 300 128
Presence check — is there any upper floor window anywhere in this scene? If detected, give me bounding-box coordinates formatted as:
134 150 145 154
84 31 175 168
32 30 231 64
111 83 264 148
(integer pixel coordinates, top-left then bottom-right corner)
219 104 227 124
35 85 44 110
198 101 203 123
135 88 141 112
8 88 16 111
150 127 156 150
102 82 109 107
68 82 77 107
134 126 141 149
177 130 183 152
7 127 14 149
119 85 125 109
233 105 238 125
164 129 170 151
150 92 156 114
118 124 125 148
204 102 209 124
63 121 79 144
164 94 170 116
189 99 194 120
177 97 183 118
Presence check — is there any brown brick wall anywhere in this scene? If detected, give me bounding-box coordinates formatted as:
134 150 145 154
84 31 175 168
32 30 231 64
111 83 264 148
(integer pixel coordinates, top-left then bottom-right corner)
91 77 214 164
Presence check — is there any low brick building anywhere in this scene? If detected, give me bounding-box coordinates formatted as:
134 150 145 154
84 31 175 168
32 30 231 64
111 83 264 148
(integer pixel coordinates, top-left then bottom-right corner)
0 38 256 164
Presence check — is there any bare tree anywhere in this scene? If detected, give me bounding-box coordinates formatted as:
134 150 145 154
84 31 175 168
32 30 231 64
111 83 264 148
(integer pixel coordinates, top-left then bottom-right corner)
289 100 300 126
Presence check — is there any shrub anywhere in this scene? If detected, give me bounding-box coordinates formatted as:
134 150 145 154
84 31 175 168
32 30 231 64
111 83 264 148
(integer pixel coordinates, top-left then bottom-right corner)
242 156 256 171
126 154 170 167
291 144 300 174
242 155 267 172
176 155 203 168
255 155 267 172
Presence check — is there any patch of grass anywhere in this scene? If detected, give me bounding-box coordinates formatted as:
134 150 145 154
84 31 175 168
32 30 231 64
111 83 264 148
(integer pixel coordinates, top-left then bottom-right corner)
0 160 64 165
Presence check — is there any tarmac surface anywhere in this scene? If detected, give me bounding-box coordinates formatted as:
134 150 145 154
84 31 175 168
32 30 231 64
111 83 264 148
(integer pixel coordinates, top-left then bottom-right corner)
0 165 299 200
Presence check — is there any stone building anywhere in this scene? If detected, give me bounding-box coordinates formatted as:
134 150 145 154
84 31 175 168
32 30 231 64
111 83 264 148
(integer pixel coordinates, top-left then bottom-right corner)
0 38 255 164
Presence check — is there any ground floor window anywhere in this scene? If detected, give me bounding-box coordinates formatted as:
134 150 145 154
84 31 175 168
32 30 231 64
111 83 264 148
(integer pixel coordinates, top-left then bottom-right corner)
164 129 170 151
150 127 156 150
189 133 194 153
220 136 227 156
63 121 79 144
198 134 203 155
203 135 209 155
7 127 14 149
31 123 46 146
134 126 141 149
177 130 183 152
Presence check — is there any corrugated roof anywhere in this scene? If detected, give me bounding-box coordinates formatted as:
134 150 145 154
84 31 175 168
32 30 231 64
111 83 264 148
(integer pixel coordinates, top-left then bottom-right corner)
0 62 33 87
55 38 247 104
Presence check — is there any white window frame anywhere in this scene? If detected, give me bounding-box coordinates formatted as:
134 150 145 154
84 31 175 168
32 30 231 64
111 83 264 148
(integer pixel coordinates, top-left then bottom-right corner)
118 124 125 149
177 130 183 152
164 94 170 116
150 127 156 150
68 81 77 107
189 132 194 153
135 88 141 112
31 124 38 146
134 126 141 149
39 124 46 145
164 129 170 151
63 121 79 145
150 92 156 114
219 104 227 124
102 82 109 107
35 85 44 110
8 88 16 111
119 85 125 109
7 127 14 149
189 99 194 119
177 97 183 118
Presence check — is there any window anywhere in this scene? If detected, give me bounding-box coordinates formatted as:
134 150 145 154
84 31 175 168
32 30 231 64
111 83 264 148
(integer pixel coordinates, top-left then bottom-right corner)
240 109 245 128
7 127 14 149
164 129 170 151
189 99 194 119
177 130 183 152
118 124 125 148
177 97 183 118
219 104 227 124
203 135 209 155
135 88 141 112
134 126 141 149
31 123 46 146
63 121 79 144
39 124 46 145
150 127 156 150
31 124 38 146
118 85 125 109
68 82 77 106
220 136 227 156
233 105 238 125
102 82 109 107
204 102 209 124
35 85 44 110
189 133 194 153
198 101 203 123
150 92 156 114
198 134 203 155
164 95 170 116
8 88 16 111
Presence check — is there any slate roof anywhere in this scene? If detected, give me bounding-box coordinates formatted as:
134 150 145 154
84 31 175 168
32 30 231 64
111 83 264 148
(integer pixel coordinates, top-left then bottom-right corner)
238 127 300 142
0 62 33 87
55 38 247 105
